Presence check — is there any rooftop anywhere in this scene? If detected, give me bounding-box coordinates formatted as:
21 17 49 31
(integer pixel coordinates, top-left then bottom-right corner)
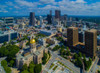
68 27 78 30
16 45 45 60
86 29 97 33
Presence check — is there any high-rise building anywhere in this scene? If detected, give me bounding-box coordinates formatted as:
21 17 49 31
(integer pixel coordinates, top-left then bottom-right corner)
50 10 52 16
29 12 35 26
85 29 97 58
47 14 52 24
67 27 79 46
55 10 61 20
3 17 14 25
62 14 67 26
39 16 43 25
47 10 52 24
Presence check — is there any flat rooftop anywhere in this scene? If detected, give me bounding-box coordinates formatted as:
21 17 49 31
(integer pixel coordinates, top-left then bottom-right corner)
68 27 78 30
86 29 97 33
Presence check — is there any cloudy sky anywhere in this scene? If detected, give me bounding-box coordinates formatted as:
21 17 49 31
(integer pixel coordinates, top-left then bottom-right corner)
0 0 100 16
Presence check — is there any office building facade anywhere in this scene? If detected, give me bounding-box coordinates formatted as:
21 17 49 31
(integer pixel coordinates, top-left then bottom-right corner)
29 12 35 26
85 29 97 58
67 27 79 46
55 10 61 20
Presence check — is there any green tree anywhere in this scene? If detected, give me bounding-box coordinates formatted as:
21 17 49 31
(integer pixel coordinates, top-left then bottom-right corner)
83 54 86 59
3 42 7 46
67 51 71 56
75 57 82 68
89 57 92 65
26 41 30 46
60 48 64 55
0 46 8 57
6 45 19 61
29 68 34 73
29 61 35 68
78 52 82 58
98 70 100 73
9 60 14 67
3 66 11 73
42 53 47 64
52 45 60 51
21 70 29 73
1 60 7 67
21 64 28 71
74 53 78 59
34 64 42 73
67 47 69 51
63 50 66 55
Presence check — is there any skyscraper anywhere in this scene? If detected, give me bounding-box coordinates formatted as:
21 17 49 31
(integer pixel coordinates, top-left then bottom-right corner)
50 10 52 16
85 29 97 58
62 14 68 26
67 27 79 46
55 10 61 20
47 10 52 24
47 14 52 24
39 16 43 25
29 12 35 26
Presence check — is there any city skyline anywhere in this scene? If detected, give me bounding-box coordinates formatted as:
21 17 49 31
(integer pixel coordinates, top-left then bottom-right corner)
0 0 100 16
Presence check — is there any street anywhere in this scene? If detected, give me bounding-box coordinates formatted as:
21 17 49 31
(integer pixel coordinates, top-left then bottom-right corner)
42 50 80 73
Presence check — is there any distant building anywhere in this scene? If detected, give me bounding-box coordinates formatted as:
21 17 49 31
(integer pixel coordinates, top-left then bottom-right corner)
67 27 79 46
4 17 14 25
50 10 52 16
61 14 67 26
85 29 97 58
29 12 35 26
47 14 52 24
79 31 84 43
39 16 43 25
0 30 18 43
39 30 56 36
97 35 100 46
55 10 61 20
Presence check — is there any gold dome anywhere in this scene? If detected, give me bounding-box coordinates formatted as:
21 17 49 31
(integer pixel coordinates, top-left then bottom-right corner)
30 39 35 44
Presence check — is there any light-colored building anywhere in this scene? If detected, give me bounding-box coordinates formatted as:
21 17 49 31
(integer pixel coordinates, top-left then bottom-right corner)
16 38 48 69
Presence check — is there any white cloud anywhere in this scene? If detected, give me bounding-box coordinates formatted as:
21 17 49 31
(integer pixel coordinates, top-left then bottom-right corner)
15 0 35 7
0 10 8 13
38 0 100 16
6 1 13 6
1 0 100 16
75 0 86 3
39 0 55 4
14 6 20 9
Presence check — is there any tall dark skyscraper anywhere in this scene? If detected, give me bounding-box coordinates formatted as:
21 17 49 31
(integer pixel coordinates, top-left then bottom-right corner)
55 10 61 20
47 15 52 24
50 10 52 16
85 29 97 58
29 12 35 26
67 27 79 46
47 10 52 24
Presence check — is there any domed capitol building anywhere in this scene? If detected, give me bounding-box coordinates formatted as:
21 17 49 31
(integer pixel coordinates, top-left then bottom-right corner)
16 37 48 69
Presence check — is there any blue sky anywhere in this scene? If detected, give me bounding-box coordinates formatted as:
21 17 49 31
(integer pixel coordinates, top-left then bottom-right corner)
0 0 100 16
